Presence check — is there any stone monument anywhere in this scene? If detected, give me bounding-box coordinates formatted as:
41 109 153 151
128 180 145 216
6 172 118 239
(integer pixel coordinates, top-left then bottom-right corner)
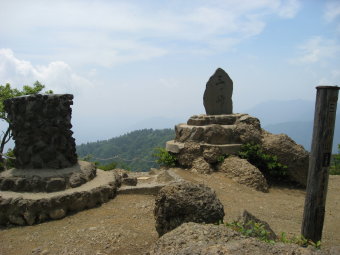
166 68 262 165
165 67 309 189
203 68 233 115
0 94 119 226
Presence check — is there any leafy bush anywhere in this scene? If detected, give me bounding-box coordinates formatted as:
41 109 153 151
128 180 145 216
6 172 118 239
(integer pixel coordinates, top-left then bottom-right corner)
0 149 16 171
153 147 177 167
238 143 287 179
226 220 275 243
216 154 229 163
97 161 117 171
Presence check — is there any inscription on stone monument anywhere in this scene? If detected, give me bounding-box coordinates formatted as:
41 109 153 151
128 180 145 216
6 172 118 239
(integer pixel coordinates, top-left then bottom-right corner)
203 68 233 115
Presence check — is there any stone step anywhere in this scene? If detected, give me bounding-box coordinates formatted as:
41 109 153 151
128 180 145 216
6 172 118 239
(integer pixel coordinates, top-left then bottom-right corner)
166 140 242 155
175 123 241 144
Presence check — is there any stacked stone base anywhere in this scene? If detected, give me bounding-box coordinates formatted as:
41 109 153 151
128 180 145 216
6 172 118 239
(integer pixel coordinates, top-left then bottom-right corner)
165 113 310 189
166 114 262 169
0 169 119 226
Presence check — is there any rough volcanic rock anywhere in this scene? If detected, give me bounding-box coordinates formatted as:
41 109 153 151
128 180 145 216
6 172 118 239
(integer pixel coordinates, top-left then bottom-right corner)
234 115 262 144
176 142 202 168
154 181 224 236
147 222 330 255
261 131 309 186
191 157 214 174
203 68 233 115
156 170 175 183
238 210 277 240
122 177 138 186
4 94 77 169
203 146 222 164
46 178 66 192
218 155 269 192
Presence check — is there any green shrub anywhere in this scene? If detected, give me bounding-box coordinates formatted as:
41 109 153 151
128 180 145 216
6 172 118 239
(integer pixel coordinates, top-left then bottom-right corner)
153 147 177 167
97 161 117 171
238 143 287 179
0 149 16 171
216 154 229 163
226 220 275 243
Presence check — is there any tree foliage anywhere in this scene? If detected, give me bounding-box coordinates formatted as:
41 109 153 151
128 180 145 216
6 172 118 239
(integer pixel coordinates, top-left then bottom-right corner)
0 81 52 170
76 128 175 171
153 147 177 167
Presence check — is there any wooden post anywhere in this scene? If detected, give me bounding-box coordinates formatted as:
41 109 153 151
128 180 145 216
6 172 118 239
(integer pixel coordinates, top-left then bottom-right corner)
301 86 339 243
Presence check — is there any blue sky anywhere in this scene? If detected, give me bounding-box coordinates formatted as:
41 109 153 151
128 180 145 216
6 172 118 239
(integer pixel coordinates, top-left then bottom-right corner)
0 0 340 143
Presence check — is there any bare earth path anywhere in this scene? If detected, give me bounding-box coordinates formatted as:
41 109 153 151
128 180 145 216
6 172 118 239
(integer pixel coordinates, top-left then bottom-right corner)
1 169 339 255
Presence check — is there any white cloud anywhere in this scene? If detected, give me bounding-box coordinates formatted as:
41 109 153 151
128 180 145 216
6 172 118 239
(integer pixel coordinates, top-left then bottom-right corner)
277 0 301 19
324 1 340 22
317 69 340 85
293 36 340 64
0 0 301 67
0 49 92 94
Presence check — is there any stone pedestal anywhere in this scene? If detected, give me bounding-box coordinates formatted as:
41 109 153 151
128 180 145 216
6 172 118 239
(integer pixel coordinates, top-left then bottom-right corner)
4 94 78 169
166 114 262 161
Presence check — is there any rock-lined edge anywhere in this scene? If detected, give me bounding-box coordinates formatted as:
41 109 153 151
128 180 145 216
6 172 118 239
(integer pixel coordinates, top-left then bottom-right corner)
0 161 96 193
0 170 118 226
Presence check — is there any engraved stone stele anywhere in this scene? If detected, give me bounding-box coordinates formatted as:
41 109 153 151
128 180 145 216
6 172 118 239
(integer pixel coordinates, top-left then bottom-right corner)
203 68 233 115
4 94 78 169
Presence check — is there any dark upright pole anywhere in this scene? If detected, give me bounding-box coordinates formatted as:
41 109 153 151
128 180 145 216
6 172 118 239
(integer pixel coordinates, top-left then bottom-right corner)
301 86 339 242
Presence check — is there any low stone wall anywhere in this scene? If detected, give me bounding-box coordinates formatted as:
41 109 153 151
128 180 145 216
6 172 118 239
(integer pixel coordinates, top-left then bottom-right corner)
0 161 97 193
4 94 78 169
0 170 118 226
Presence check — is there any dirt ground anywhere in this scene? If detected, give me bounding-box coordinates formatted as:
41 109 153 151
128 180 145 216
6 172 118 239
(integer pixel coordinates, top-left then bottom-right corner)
0 169 339 255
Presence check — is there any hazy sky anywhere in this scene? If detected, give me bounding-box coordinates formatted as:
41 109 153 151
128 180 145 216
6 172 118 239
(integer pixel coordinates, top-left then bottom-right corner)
1 0 340 143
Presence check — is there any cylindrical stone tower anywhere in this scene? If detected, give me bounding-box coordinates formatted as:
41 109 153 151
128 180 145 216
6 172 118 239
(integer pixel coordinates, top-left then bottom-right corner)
4 94 78 169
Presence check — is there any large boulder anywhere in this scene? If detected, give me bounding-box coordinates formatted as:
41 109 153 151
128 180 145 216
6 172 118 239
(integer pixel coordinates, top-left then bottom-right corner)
148 222 332 255
218 155 269 192
154 181 225 236
261 131 309 187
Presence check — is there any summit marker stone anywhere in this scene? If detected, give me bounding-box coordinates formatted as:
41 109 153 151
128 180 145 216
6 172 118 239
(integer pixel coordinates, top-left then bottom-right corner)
203 68 233 115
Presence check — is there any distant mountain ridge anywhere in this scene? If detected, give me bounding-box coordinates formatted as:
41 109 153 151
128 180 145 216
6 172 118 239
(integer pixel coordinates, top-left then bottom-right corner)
264 117 340 153
244 99 315 126
76 128 175 171
244 99 339 152
76 100 340 172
